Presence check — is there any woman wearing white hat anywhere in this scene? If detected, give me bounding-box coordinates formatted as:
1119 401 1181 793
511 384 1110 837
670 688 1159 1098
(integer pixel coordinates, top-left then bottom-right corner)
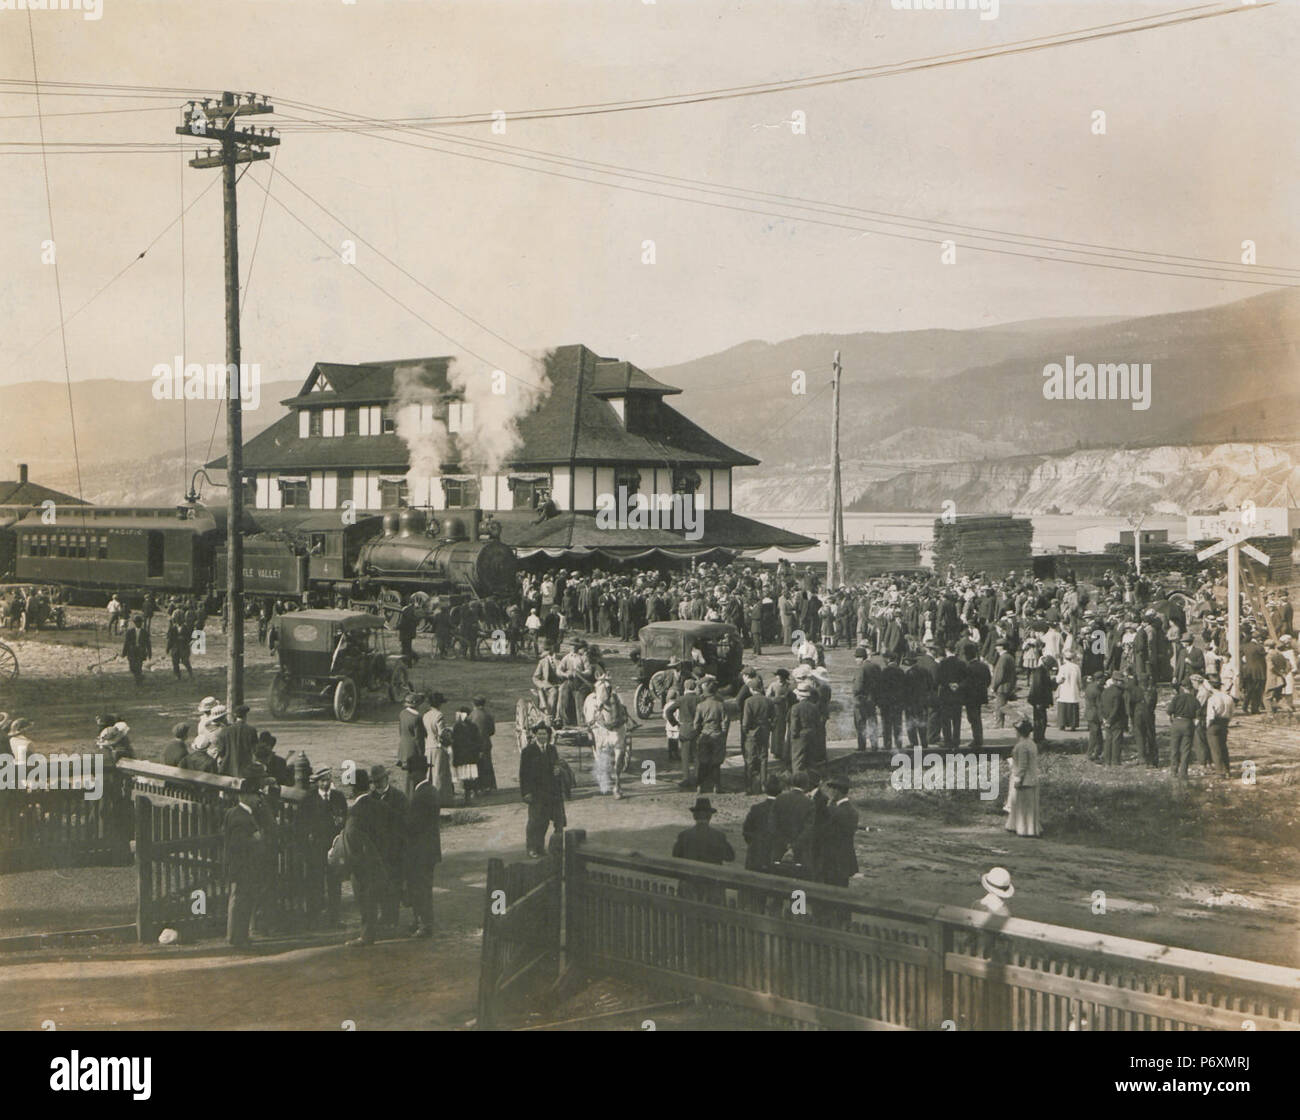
976 867 1015 916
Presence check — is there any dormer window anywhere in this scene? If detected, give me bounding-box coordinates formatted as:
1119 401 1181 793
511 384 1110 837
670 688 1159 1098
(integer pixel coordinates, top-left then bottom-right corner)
614 466 641 498
607 397 626 424
672 468 700 496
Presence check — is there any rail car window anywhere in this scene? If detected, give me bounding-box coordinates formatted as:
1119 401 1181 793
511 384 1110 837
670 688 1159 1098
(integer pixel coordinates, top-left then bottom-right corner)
56 535 68 558
76 535 87 559
147 531 165 578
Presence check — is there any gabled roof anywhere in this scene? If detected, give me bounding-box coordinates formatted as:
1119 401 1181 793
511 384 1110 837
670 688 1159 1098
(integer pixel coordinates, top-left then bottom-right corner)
218 344 758 472
0 480 86 506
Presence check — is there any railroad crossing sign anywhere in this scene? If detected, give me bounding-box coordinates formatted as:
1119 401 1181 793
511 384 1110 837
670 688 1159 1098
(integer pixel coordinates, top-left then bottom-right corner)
1196 523 1270 692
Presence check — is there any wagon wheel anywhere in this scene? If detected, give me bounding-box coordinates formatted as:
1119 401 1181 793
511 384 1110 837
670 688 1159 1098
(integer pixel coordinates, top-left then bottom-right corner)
515 696 531 752
0 641 17 682
268 674 291 718
333 677 359 722
387 661 411 703
378 587 403 628
634 682 655 720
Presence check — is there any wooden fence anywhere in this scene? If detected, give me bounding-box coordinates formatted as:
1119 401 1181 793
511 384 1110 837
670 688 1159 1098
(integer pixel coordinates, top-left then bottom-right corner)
0 757 329 942
477 850 563 1030
479 835 1300 1031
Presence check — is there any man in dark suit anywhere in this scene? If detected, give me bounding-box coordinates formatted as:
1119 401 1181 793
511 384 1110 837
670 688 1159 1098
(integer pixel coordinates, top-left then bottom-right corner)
312 767 348 925
878 653 907 751
1239 630 1267 714
990 641 1017 729
819 776 859 889
771 771 813 866
217 704 259 778
120 613 152 686
788 683 823 775
343 771 386 947
963 648 992 749
851 646 880 752
742 777 782 874
1100 672 1128 766
469 695 498 793
739 672 773 795
403 755 442 937
917 642 941 744
902 655 931 748
519 723 566 857
672 797 735 864
396 692 426 797
935 646 967 749
1084 672 1105 761
223 778 270 948
370 765 408 934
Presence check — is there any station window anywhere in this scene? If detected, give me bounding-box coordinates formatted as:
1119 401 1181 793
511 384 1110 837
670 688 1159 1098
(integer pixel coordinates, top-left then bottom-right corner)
442 477 479 509
97 535 109 560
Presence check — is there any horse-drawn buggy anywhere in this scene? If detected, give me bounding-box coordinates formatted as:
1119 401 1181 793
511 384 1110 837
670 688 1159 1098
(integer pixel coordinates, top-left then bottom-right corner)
267 609 411 722
629 620 745 719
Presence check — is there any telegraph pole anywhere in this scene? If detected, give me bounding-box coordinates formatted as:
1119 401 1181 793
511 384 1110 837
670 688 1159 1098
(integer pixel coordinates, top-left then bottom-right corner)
178 92 278 713
827 350 846 590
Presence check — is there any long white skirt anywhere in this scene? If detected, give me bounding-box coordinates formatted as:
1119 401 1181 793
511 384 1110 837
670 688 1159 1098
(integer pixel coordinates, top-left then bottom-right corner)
1006 784 1041 837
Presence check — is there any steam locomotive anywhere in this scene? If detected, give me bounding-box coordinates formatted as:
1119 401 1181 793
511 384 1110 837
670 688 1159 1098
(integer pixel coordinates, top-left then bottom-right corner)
2 502 517 611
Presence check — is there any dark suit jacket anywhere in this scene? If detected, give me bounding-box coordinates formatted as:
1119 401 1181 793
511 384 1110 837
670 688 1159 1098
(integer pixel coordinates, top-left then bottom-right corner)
742 797 779 871
771 789 813 857
223 804 266 883
397 707 426 768
672 823 735 864
935 656 967 707
821 799 860 884
343 792 387 878
374 787 408 868
404 779 442 875
217 721 259 778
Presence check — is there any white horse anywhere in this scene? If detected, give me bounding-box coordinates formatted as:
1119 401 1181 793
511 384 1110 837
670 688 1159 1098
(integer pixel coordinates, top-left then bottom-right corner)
584 676 633 798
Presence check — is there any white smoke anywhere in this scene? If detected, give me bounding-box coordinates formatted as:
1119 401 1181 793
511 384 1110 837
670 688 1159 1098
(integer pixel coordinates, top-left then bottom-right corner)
393 364 449 505
446 350 552 474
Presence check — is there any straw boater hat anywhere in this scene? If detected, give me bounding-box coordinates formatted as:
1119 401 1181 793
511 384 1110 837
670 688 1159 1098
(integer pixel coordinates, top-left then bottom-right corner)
981 867 1015 899
97 725 126 748
198 696 218 714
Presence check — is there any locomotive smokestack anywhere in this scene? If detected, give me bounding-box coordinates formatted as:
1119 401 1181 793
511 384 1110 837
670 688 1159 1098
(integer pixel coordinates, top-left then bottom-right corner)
18 463 28 484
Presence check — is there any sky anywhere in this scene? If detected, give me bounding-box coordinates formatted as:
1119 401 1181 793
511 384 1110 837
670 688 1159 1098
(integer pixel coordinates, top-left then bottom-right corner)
1 0 1297 396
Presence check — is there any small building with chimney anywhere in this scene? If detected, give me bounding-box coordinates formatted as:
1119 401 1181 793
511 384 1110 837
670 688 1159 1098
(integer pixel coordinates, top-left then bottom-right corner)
209 343 812 563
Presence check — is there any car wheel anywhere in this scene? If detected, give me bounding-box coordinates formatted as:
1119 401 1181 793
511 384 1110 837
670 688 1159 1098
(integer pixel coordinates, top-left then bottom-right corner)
268 675 291 718
634 683 655 720
333 677 359 722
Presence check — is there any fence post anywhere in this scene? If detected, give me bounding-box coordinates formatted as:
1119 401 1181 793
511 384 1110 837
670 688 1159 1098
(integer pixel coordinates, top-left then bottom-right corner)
134 794 153 944
926 919 950 1030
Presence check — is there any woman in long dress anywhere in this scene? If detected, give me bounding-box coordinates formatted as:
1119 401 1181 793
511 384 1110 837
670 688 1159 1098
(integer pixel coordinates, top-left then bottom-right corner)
1006 717 1042 837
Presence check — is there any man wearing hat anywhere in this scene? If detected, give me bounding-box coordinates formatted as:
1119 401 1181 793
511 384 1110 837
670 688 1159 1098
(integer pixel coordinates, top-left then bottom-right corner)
742 776 783 875
470 696 498 794
671 797 735 866
788 680 823 776
311 767 348 925
693 677 730 794
1166 678 1199 779
1083 671 1106 761
120 612 152 686
216 703 258 779
819 776 859 889
222 776 270 948
851 646 880 753
519 722 566 858
396 691 427 797
739 668 773 795
369 764 408 933
403 753 441 937
1100 671 1129 766
1201 675 1234 778
254 731 289 785
341 771 386 946
664 677 701 790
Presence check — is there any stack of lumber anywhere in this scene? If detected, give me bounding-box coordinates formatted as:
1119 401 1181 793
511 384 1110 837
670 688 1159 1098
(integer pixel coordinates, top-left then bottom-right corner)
843 543 922 580
931 515 1033 577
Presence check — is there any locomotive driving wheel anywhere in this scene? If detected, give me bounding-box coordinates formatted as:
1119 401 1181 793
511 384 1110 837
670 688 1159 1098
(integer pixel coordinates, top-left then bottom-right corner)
0 641 17 682
378 587 403 628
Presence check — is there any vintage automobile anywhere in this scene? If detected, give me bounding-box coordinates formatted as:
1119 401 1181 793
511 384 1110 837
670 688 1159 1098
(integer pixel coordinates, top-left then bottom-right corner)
629 620 744 719
266 609 411 722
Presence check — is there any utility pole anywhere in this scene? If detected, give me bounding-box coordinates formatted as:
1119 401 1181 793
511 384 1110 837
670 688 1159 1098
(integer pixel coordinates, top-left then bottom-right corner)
178 93 278 714
1127 512 1145 577
827 350 846 590
1197 524 1271 699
